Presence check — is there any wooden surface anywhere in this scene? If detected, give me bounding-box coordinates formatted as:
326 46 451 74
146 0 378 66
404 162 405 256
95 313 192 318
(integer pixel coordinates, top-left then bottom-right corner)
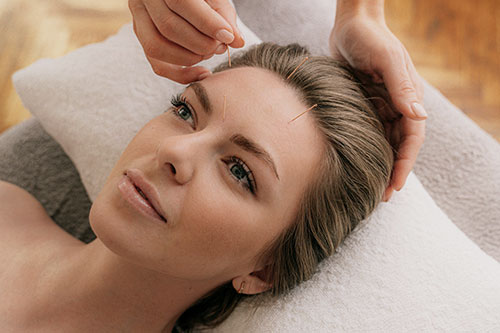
1 0 499 143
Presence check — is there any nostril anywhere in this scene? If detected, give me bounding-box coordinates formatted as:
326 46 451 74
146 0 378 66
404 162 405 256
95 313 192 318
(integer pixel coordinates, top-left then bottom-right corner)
170 164 176 174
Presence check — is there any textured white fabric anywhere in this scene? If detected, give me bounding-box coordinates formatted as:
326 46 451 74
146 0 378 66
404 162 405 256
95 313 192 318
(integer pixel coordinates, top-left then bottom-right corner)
11 0 500 330
213 172 500 332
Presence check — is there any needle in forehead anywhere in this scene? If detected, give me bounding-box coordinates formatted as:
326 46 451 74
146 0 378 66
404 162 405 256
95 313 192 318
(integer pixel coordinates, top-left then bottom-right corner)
223 43 230 121
288 104 318 124
223 95 227 121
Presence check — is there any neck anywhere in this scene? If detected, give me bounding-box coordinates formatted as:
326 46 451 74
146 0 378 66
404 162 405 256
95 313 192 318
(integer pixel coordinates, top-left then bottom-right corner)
30 239 219 332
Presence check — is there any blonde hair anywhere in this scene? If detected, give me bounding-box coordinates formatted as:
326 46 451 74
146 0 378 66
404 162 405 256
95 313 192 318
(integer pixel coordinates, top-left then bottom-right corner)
174 43 394 332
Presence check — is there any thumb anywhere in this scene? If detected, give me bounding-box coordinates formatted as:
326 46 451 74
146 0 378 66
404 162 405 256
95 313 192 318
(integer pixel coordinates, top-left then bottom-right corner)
328 29 345 61
380 55 427 120
211 0 245 48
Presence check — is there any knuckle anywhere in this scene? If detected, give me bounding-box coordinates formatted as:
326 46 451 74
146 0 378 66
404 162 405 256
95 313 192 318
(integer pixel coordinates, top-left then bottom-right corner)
205 0 227 13
386 46 405 61
143 40 162 59
197 17 215 36
397 79 416 97
156 14 177 37
409 133 425 146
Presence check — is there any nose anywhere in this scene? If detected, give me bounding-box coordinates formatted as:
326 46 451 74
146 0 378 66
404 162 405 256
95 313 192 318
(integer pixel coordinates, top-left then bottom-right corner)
156 133 207 185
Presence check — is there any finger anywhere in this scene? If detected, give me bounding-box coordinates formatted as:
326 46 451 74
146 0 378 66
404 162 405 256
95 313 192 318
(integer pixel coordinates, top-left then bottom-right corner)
330 46 344 61
380 48 428 121
405 52 425 102
166 0 236 45
390 117 402 152
207 0 245 48
143 0 219 56
147 56 212 84
130 2 204 66
391 116 426 191
328 30 344 61
383 185 394 202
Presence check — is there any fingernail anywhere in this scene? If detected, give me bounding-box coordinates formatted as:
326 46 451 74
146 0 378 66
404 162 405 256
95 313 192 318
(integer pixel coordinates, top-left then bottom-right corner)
393 181 402 191
215 43 227 54
197 72 211 81
411 102 428 119
215 29 234 44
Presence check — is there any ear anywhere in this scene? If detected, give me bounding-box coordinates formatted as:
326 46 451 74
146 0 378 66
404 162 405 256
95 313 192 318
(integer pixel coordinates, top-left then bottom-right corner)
232 265 273 295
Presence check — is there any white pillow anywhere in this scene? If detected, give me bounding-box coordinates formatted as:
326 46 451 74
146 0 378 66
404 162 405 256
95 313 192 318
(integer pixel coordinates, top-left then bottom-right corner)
12 1 500 331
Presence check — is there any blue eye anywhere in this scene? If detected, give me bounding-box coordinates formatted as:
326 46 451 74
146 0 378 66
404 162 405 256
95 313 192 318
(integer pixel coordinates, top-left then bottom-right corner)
169 94 195 127
167 94 257 195
225 156 257 194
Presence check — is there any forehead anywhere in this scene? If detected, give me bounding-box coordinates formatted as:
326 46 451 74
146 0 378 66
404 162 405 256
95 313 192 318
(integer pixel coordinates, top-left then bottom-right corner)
188 66 325 203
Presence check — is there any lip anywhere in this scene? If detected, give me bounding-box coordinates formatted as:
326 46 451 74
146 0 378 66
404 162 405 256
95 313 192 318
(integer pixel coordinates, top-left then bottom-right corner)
120 169 167 223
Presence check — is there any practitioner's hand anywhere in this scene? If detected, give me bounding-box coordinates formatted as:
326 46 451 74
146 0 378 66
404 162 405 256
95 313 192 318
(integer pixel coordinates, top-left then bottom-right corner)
329 4 426 202
129 0 245 84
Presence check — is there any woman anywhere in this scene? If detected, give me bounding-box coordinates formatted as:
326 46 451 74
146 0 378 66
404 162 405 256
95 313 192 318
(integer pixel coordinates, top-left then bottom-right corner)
0 43 393 332
129 0 427 203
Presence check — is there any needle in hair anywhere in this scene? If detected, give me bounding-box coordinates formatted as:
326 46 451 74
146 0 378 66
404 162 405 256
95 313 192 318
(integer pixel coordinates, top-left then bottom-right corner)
227 44 231 67
223 95 227 121
288 104 318 124
286 56 309 80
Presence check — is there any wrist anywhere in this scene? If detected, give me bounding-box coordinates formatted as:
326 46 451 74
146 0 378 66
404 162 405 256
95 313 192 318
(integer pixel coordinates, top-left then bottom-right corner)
335 0 385 25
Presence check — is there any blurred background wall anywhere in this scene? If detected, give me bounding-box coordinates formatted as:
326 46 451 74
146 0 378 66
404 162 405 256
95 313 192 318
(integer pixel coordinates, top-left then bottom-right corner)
1 0 499 142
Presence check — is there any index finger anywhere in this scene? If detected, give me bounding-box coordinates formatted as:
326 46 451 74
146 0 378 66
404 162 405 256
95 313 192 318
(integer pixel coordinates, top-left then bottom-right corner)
379 48 427 121
391 116 426 191
166 0 235 44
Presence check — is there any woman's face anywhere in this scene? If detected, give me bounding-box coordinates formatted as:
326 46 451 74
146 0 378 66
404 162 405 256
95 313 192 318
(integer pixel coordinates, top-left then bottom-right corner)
90 67 325 283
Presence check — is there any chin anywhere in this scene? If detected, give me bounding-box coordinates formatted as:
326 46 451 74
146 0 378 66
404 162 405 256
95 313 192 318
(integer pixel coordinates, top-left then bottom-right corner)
89 191 169 274
89 188 136 254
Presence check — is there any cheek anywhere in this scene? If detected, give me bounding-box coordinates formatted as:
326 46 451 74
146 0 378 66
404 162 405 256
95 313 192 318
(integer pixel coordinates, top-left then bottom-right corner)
177 184 269 276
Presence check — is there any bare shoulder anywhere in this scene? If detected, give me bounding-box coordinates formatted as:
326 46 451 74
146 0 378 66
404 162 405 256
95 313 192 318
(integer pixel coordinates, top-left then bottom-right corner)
0 180 50 224
0 180 81 246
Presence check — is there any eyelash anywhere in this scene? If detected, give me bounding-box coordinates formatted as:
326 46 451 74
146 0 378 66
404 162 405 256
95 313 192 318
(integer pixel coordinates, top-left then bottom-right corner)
170 93 196 127
166 94 257 194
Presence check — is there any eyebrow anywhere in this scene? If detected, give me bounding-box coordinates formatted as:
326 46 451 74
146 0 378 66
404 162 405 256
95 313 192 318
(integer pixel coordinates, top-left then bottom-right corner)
186 82 280 181
230 134 280 181
187 82 213 116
